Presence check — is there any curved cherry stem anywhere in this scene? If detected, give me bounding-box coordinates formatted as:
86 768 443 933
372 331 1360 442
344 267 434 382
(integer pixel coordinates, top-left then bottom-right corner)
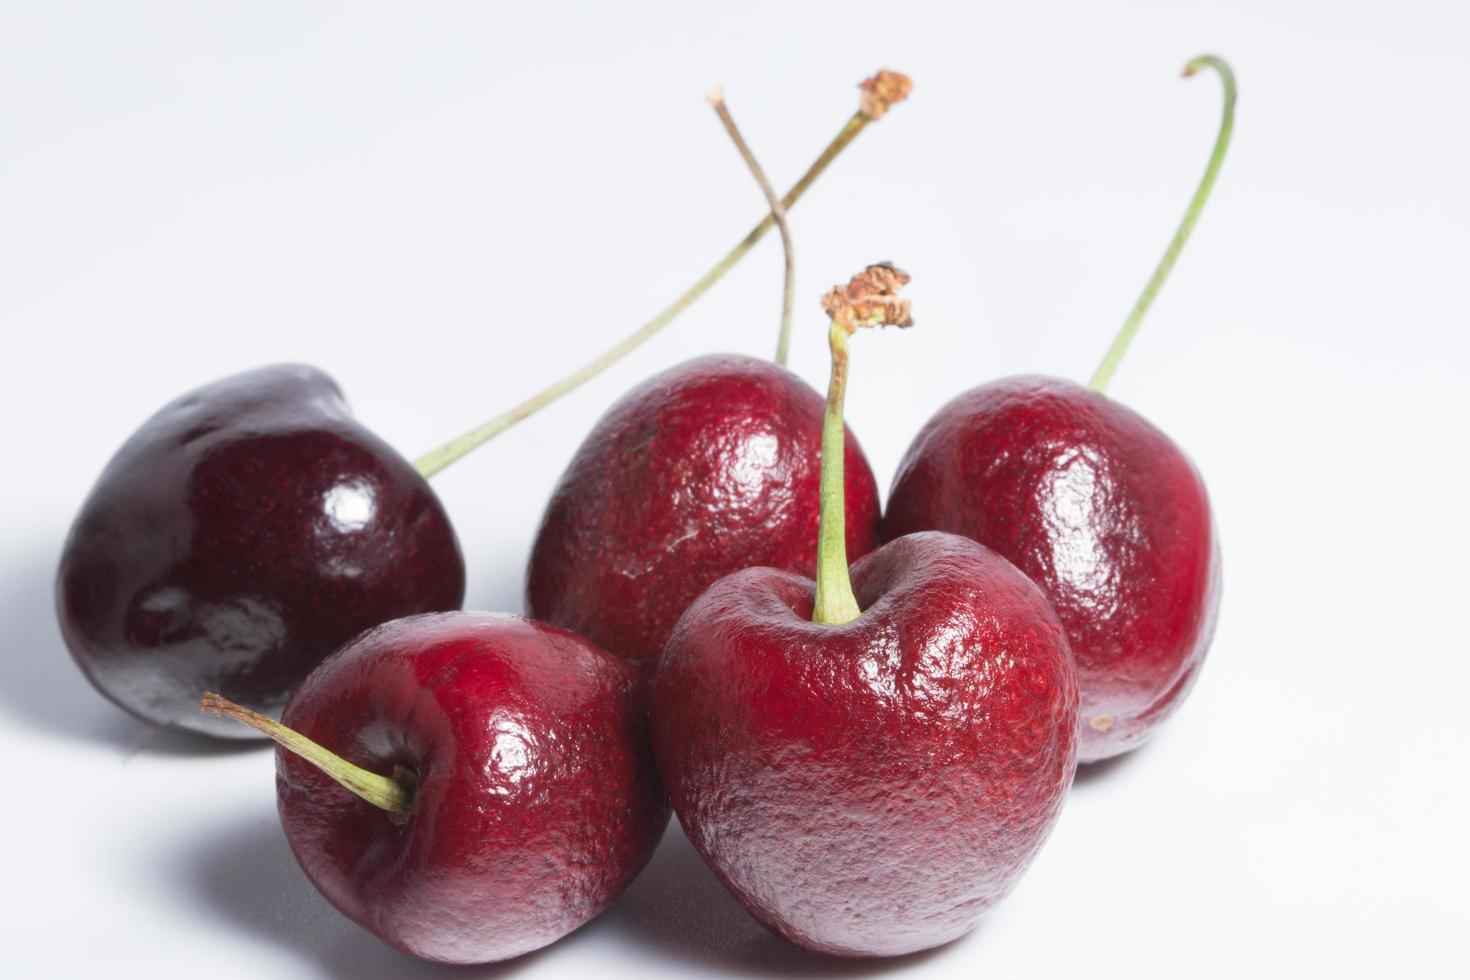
201 693 415 815
1088 55 1236 395
412 116 860 479
811 264 913 627
707 86 796 366
412 70 912 480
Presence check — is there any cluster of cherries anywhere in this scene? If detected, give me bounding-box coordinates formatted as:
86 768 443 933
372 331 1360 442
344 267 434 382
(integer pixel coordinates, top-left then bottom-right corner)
56 59 1234 964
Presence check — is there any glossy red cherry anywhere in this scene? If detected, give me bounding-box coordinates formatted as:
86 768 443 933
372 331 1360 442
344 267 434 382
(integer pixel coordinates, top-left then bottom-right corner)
652 533 1078 956
521 75 913 670
651 267 1078 956
205 611 668 964
526 353 881 666
883 57 1234 762
58 364 464 738
883 376 1218 761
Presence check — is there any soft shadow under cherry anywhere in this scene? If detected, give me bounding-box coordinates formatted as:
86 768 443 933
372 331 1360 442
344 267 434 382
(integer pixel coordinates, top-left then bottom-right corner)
1071 741 1154 789
175 809 547 979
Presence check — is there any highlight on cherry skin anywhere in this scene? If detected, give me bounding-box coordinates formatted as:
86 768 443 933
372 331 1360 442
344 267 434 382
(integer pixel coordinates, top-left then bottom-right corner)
651 265 1080 957
882 55 1234 762
203 611 668 965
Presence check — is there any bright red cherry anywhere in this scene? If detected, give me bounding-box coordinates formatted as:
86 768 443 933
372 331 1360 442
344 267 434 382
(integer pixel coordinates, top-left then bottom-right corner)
524 71 913 668
652 267 1078 956
526 353 881 667
884 376 1218 761
204 611 668 964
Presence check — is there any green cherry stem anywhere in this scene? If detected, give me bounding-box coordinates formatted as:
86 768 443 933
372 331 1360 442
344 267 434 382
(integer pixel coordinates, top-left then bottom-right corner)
811 264 914 626
201 692 414 815
1088 54 1236 395
412 70 913 479
707 86 796 367
812 317 862 624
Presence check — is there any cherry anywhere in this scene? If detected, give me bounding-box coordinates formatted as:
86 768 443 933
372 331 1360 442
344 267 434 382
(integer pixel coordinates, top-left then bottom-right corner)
882 56 1234 762
650 267 1078 957
526 76 910 666
202 611 668 965
526 352 883 666
58 364 464 738
56 70 908 737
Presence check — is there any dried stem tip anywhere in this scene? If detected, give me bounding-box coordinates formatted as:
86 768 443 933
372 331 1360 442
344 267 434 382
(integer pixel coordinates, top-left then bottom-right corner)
200 691 230 718
821 262 914 332
859 70 913 120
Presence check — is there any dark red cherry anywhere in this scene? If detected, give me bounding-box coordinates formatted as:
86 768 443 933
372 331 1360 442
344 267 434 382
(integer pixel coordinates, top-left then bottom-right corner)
526 353 881 666
206 610 668 964
652 270 1078 956
57 364 464 738
883 376 1218 761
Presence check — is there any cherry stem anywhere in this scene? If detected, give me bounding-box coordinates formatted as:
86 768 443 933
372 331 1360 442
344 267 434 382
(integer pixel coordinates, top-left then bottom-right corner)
812 318 863 625
1088 54 1236 395
411 69 913 480
707 86 796 366
811 263 914 626
200 692 414 815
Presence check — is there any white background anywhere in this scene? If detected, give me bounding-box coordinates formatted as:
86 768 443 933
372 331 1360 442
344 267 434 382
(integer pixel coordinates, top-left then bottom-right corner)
2 2 1466 977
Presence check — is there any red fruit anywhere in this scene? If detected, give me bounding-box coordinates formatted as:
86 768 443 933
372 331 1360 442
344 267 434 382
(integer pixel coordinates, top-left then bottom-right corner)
651 266 1077 957
883 376 1220 761
526 353 881 666
651 531 1078 956
251 612 667 964
57 364 464 737
881 57 1237 762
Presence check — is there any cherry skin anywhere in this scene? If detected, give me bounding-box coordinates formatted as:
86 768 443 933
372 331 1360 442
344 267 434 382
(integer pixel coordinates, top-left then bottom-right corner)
651 532 1078 956
262 611 668 964
57 364 465 738
882 375 1220 762
526 353 881 667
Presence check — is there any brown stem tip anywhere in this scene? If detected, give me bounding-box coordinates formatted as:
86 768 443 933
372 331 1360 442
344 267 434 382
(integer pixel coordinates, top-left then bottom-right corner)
858 70 913 120
200 690 275 735
821 262 913 332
